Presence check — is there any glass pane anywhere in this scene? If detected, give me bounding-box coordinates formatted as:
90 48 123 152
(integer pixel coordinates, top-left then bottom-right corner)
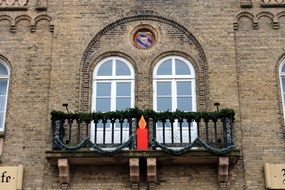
116 60 131 76
96 120 104 128
123 119 129 128
96 82 111 96
116 97 131 111
177 97 192 111
157 97 172 111
97 60 112 76
283 78 285 104
175 59 191 75
0 64 8 76
165 119 172 128
182 119 189 128
156 121 163 128
0 112 3 129
157 82 171 96
177 81 192 95
0 80 7 95
0 96 6 112
282 65 285 73
282 78 285 91
96 98 111 112
117 82 131 96
157 59 172 75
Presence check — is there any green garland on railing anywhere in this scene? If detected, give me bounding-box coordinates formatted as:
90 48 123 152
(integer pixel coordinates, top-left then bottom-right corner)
54 136 134 155
151 138 236 155
51 107 235 121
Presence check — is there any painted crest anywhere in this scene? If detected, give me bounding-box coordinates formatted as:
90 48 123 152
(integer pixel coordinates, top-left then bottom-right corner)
134 31 154 49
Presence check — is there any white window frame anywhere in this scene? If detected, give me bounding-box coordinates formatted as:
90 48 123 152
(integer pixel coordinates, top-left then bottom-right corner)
0 60 10 132
91 56 135 144
92 56 135 112
279 59 285 122
153 56 196 112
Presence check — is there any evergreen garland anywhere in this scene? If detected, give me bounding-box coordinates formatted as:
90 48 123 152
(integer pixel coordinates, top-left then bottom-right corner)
51 107 235 122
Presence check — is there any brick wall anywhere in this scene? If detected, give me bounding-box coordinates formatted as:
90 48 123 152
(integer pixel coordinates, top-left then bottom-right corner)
0 0 284 189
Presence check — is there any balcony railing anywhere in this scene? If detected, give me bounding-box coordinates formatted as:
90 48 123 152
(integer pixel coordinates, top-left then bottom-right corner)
51 108 236 155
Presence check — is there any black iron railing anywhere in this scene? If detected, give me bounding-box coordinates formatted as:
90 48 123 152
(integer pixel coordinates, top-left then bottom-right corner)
51 108 235 155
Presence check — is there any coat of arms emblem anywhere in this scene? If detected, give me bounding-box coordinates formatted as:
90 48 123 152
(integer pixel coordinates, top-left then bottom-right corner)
134 31 154 49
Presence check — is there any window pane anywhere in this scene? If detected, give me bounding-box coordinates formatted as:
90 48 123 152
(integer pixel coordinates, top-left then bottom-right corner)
0 80 7 95
0 112 3 130
97 60 112 76
175 59 191 75
182 119 189 128
116 97 131 110
116 60 131 76
177 81 192 95
283 78 285 105
157 82 171 96
122 119 130 128
96 82 111 96
282 65 285 73
157 59 172 75
96 98 111 112
157 97 172 111
117 82 131 96
96 119 111 128
177 97 192 111
0 64 8 76
0 96 6 112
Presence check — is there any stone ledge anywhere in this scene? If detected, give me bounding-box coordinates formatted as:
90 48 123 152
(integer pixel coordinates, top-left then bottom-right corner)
45 149 241 166
0 7 28 11
261 0 285 7
240 0 253 8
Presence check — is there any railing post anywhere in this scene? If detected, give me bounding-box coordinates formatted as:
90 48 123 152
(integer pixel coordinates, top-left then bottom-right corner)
196 119 200 139
130 118 137 150
148 118 154 149
205 119 209 144
52 119 63 150
223 117 234 146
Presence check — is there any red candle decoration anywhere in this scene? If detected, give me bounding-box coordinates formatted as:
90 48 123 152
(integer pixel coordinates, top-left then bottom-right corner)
136 115 148 150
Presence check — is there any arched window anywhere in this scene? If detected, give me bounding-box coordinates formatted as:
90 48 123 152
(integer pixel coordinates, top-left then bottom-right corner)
153 56 197 143
92 56 135 112
0 60 10 132
153 56 196 112
91 57 135 144
280 60 285 121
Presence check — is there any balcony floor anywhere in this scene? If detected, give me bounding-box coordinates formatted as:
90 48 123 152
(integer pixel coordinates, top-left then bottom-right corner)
45 148 240 166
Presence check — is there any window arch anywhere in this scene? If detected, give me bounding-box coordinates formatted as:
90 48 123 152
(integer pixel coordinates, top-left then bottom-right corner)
280 60 285 121
153 56 196 112
0 59 10 132
92 56 135 112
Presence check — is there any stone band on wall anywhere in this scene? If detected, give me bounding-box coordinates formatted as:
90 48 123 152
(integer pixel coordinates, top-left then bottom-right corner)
0 0 28 11
261 0 285 7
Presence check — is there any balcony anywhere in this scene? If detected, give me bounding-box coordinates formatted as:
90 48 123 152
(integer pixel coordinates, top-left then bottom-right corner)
45 108 240 189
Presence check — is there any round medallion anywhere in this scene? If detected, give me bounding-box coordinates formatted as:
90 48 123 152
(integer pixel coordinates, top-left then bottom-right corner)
133 29 155 49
